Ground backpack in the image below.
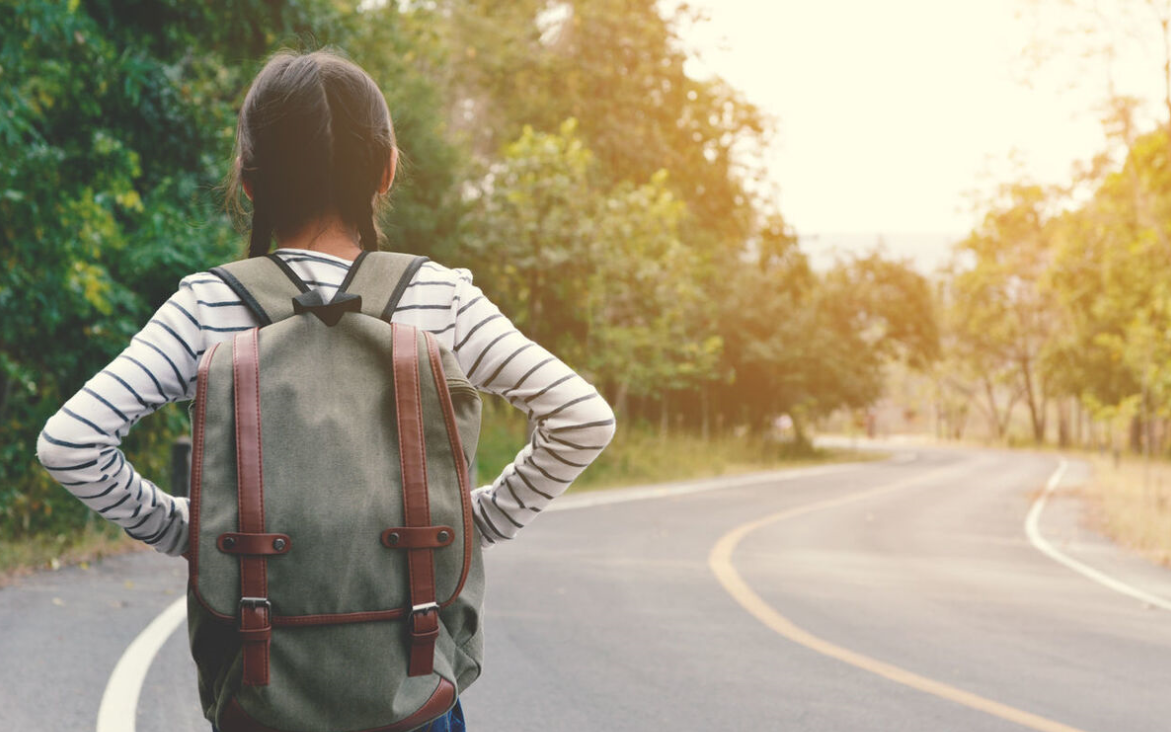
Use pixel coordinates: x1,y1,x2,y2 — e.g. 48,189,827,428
185,251,485,732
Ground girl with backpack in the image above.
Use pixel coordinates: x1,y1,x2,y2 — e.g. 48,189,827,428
36,47,616,732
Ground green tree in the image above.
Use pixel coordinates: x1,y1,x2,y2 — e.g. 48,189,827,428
0,0,461,536
1046,122,1171,450
461,119,712,415
948,183,1058,442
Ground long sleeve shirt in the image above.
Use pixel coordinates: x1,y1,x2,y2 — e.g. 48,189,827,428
35,247,617,556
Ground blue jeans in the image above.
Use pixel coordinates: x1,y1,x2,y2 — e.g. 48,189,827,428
426,699,466,732
212,699,465,731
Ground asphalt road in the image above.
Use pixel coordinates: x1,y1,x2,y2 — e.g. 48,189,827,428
3,447,1171,732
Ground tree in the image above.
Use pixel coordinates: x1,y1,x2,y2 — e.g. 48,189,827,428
1047,123,1171,451
461,119,713,414
713,234,939,441
947,183,1058,442
0,0,460,535
432,0,770,299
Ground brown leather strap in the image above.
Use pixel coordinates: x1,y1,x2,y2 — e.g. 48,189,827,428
423,332,475,603
218,532,291,555
392,323,439,677
233,328,271,687
381,525,455,550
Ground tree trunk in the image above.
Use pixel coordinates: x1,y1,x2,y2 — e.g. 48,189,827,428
1057,398,1070,448
981,377,1016,441
660,391,669,440
982,378,1003,440
792,413,809,449
614,380,630,419
700,385,710,441
1020,356,1045,443
1130,415,1143,454
1112,420,1122,467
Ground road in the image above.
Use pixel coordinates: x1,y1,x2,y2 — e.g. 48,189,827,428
3,447,1171,731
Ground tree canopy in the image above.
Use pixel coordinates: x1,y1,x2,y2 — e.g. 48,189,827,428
1,0,938,537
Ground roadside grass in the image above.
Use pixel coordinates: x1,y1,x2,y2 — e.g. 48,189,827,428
2,397,879,581
0,521,143,587
1082,454,1171,568
475,397,882,492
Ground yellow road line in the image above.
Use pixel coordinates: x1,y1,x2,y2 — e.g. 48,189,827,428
708,465,1091,732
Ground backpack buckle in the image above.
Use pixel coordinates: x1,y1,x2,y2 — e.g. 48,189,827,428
238,596,273,686
239,596,272,626
407,602,440,676
408,602,440,639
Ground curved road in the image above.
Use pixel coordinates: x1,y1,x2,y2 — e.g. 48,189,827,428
3,448,1171,731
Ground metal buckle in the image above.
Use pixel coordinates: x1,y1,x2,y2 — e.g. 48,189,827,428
410,601,439,618
240,596,271,610
408,602,439,639
239,596,271,628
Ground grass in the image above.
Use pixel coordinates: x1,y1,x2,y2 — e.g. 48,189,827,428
561,429,878,491
475,397,881,492
0,521,144,587
1081,453,1171,568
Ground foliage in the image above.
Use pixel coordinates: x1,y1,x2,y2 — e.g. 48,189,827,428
0,0,460,536
940,94,1171,448
1045,121,1171,445
1,0,245,535
2,0,939,544
462,119,711,400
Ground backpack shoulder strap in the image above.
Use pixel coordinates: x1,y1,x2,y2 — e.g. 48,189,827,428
210,251,427,326
340,251,429,323
209,254,310,326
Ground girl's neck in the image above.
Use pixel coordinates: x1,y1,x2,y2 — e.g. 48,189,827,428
277,216,364,261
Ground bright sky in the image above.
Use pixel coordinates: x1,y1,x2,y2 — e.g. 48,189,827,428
674,0,1169,269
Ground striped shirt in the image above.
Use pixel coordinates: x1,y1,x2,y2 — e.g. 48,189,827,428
35,248,616,556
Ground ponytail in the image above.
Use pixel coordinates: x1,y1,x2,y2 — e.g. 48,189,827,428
357,197,380,252
248,202,273,258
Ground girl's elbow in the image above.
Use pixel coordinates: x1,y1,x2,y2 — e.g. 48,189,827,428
35,415,95,476
35,424,66,471
545,394,616,449
594,397,618,447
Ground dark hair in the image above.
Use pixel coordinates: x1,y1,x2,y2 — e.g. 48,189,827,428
225,48,396,258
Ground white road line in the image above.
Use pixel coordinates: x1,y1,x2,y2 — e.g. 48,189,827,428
546,462,865,512
96,596,187,732
1025,459,1171,612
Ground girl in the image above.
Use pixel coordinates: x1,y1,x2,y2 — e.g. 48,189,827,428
36,47,616,730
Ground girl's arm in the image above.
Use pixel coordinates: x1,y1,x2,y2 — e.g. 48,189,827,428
35,280,209,557
449,270,617,547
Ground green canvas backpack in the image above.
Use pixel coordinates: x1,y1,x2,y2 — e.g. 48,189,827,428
186,251,485,732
